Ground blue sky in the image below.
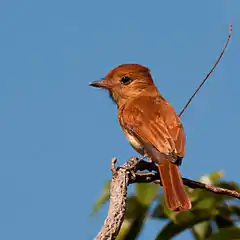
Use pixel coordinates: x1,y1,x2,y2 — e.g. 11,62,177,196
0,1,239,239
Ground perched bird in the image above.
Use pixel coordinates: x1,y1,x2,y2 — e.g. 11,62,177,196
89,64,191,211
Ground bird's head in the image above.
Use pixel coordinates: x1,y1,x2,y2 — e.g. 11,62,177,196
89,64,155,105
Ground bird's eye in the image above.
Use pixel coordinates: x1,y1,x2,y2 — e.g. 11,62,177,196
120,76,132,85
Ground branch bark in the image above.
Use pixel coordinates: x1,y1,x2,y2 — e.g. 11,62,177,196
96,157,240,240
95,157,141,240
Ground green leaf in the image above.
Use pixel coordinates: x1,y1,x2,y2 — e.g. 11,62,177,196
200,171,224,185
192,221,212,240
229,205,240,217
194,195,221,212
158,192,176,220
116,220,132,240
189,187,224,205
116,196,149,240
207,227,240,240
188,172,226,204
117,211,147,240
91,180,111,215
155,209,215,239
215,205,235,228
151,203,168,219
124,196,142,219
135,182,159,206
191,188,225,214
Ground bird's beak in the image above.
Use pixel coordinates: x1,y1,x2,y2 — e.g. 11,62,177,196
89,79,110,89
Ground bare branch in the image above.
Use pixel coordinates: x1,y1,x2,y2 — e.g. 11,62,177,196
179,24,232,117
95,157,140,240
96,157,240,239
135,172,240,199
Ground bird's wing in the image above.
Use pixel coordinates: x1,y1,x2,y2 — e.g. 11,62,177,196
119,95,185,162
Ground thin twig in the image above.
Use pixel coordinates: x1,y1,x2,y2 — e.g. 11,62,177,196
179,24,232,117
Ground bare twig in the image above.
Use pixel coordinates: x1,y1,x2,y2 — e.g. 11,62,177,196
96,158,240,239
135,172,240,199
179,24,232,117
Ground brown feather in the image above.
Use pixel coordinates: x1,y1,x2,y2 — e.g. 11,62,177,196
158,159,191,211
119,89,185,159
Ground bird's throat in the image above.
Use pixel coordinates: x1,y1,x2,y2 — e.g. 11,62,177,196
109,90,119,104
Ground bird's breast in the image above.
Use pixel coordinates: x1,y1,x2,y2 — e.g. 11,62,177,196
124,131,145,156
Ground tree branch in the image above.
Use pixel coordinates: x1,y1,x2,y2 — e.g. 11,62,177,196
96,157,240,240
95,157,141,240
135,172,240,199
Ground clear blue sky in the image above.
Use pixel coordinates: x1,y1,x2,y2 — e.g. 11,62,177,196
0,1,239,239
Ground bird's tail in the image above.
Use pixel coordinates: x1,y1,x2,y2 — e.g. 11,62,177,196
158,159,191,211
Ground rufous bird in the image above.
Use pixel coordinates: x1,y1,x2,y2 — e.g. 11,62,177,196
89,64,191,211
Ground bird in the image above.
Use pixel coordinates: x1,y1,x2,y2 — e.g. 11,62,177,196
89,64,191,211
